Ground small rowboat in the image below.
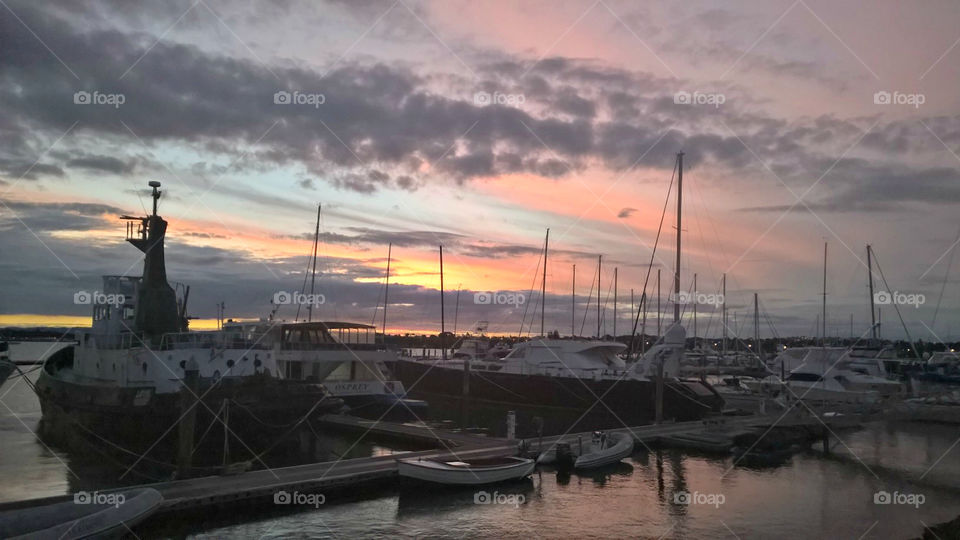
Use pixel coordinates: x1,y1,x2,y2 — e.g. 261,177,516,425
0,488,163,539
574,432,634,470
397,456,535,485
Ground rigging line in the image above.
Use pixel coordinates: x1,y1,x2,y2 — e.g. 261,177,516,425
629,157,678,354
192,400,225,455
248,397,331,463
295,226,315,323
932,225,960,328
517,241,544,338
527,283,543,337
579,262,598,336
599,268,615,334
758,298,781,341
871,251,920,359
688,173,719,286
371,274,387,327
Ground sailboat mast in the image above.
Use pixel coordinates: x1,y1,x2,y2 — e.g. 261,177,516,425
382,242,391,339
613,267,618,338
721,273,727,358
571,264,576,336
867,244,877,340
693,273,698,342
454,285,461,336
307,203,321,323
754,292,760,359
674,152,683,323
822,242,828,346
542,229,549,336
656,269,661,338
440,245,446,361
597,255,601,338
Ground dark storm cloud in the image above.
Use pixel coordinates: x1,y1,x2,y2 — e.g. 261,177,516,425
66,154,135,174
618,207,637,218
0,200,128,233
742,160,960,213
2,1,959,206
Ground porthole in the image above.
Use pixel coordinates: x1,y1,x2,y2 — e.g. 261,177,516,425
226,359,235,368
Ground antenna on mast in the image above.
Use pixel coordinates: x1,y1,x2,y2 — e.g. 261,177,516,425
148,181,161,216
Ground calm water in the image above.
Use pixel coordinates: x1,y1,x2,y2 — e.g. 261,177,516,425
3,342,960,538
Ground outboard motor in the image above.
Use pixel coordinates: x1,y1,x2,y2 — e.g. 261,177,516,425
555,442,575,470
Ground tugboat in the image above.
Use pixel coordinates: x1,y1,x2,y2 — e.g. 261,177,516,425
36,182,344,459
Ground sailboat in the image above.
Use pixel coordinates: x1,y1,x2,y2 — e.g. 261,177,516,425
777,243,903,403
388,153,723,430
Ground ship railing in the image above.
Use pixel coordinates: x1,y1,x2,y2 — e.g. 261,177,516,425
158,332,271,351
86,332,139,350
280,341,380,351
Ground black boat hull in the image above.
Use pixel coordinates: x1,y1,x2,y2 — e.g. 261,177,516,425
388,359,723,436
36,352,343,462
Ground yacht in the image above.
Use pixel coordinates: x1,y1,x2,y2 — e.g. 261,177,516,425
390,323,723,426
226,319,427,420
391,153,722,429
36,182,344,456
781,347,903,403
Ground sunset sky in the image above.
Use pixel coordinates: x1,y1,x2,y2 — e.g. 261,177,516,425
1,0,959,341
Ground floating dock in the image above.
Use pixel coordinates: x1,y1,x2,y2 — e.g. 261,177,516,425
0,408,866,523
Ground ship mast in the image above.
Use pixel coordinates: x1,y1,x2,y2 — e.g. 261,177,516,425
867,244,877,340
440,245,446,360
674,152,683,323
541,228,549,336
307,204,321,323
383,242,391,339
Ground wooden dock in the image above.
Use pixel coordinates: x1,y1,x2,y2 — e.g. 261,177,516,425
0,409,866,521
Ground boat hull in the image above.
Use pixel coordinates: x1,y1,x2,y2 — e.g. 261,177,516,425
389,359,723,434
397,457,535,485
36,357,343,460
574,435,634,469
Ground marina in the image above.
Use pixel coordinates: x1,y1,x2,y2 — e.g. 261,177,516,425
4,2,960,537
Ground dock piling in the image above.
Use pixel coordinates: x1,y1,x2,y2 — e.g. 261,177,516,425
177,362,200,478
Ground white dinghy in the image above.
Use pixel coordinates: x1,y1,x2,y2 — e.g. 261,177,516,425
537,431,634,469
397,456,535,485
574,432,634,469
